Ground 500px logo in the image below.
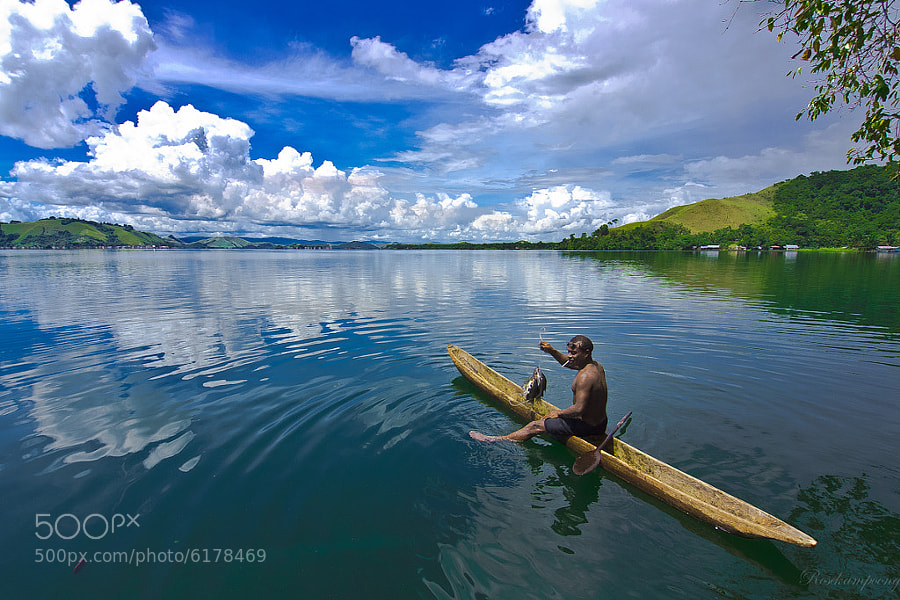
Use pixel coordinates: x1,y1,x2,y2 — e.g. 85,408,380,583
35,513,140,540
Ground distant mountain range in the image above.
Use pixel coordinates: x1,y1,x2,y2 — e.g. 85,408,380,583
181,237,384,249
177,236,338,247
0,219,383,249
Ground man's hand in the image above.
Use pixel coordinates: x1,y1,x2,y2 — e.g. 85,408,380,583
539,340,568,366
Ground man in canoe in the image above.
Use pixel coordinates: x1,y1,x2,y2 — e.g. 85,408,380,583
469,335,608,443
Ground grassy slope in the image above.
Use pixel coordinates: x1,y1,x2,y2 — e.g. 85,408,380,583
3,220,99,243
1,219,173,247
0,220,275,249
622,185,779,234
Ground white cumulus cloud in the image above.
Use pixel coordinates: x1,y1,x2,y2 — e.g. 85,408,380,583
526,0,602,34
0,0,156,148
350,0,838,202
0,0,861,242
8,101,260,219
518,185,612,234
1,100,610,241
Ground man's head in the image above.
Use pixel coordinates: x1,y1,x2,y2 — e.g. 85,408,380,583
567,335,593,354
567,335,593,367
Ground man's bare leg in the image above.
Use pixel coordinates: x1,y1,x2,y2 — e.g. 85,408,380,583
469,419,547,443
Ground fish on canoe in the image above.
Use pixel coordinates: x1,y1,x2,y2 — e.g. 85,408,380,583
448,343,817,547
521,366,547,403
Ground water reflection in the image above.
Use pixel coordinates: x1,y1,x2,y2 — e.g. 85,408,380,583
1,250,898,600
569,251,900,334
790,474,900,599
0,251,552,468
0,315,198,471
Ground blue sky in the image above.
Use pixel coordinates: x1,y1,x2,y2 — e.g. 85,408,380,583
0,0,861,242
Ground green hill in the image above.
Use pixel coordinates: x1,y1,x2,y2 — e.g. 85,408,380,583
642,186,778,234
0,218,180,248
618,165,897,240
564,165,899,250
0,220,323,250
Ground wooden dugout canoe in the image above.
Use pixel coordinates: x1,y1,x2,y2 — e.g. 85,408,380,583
448,343,817,547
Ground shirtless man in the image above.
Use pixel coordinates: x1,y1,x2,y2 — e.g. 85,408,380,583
469,335,608,443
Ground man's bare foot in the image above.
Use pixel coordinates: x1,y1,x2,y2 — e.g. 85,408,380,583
469,431,504,443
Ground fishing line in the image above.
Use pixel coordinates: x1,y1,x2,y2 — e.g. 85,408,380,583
509,327,550,409
541,326,570,367
538,327,546,368
509,396,530,408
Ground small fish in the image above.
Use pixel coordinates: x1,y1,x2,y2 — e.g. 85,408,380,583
522,366,547,403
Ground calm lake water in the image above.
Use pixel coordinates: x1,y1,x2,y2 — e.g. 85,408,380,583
1,249,898,599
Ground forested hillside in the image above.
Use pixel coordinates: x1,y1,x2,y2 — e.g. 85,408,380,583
562,165,899,250
765,165,899,247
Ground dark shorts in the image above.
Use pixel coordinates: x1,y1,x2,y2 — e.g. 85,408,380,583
544,416,607,443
